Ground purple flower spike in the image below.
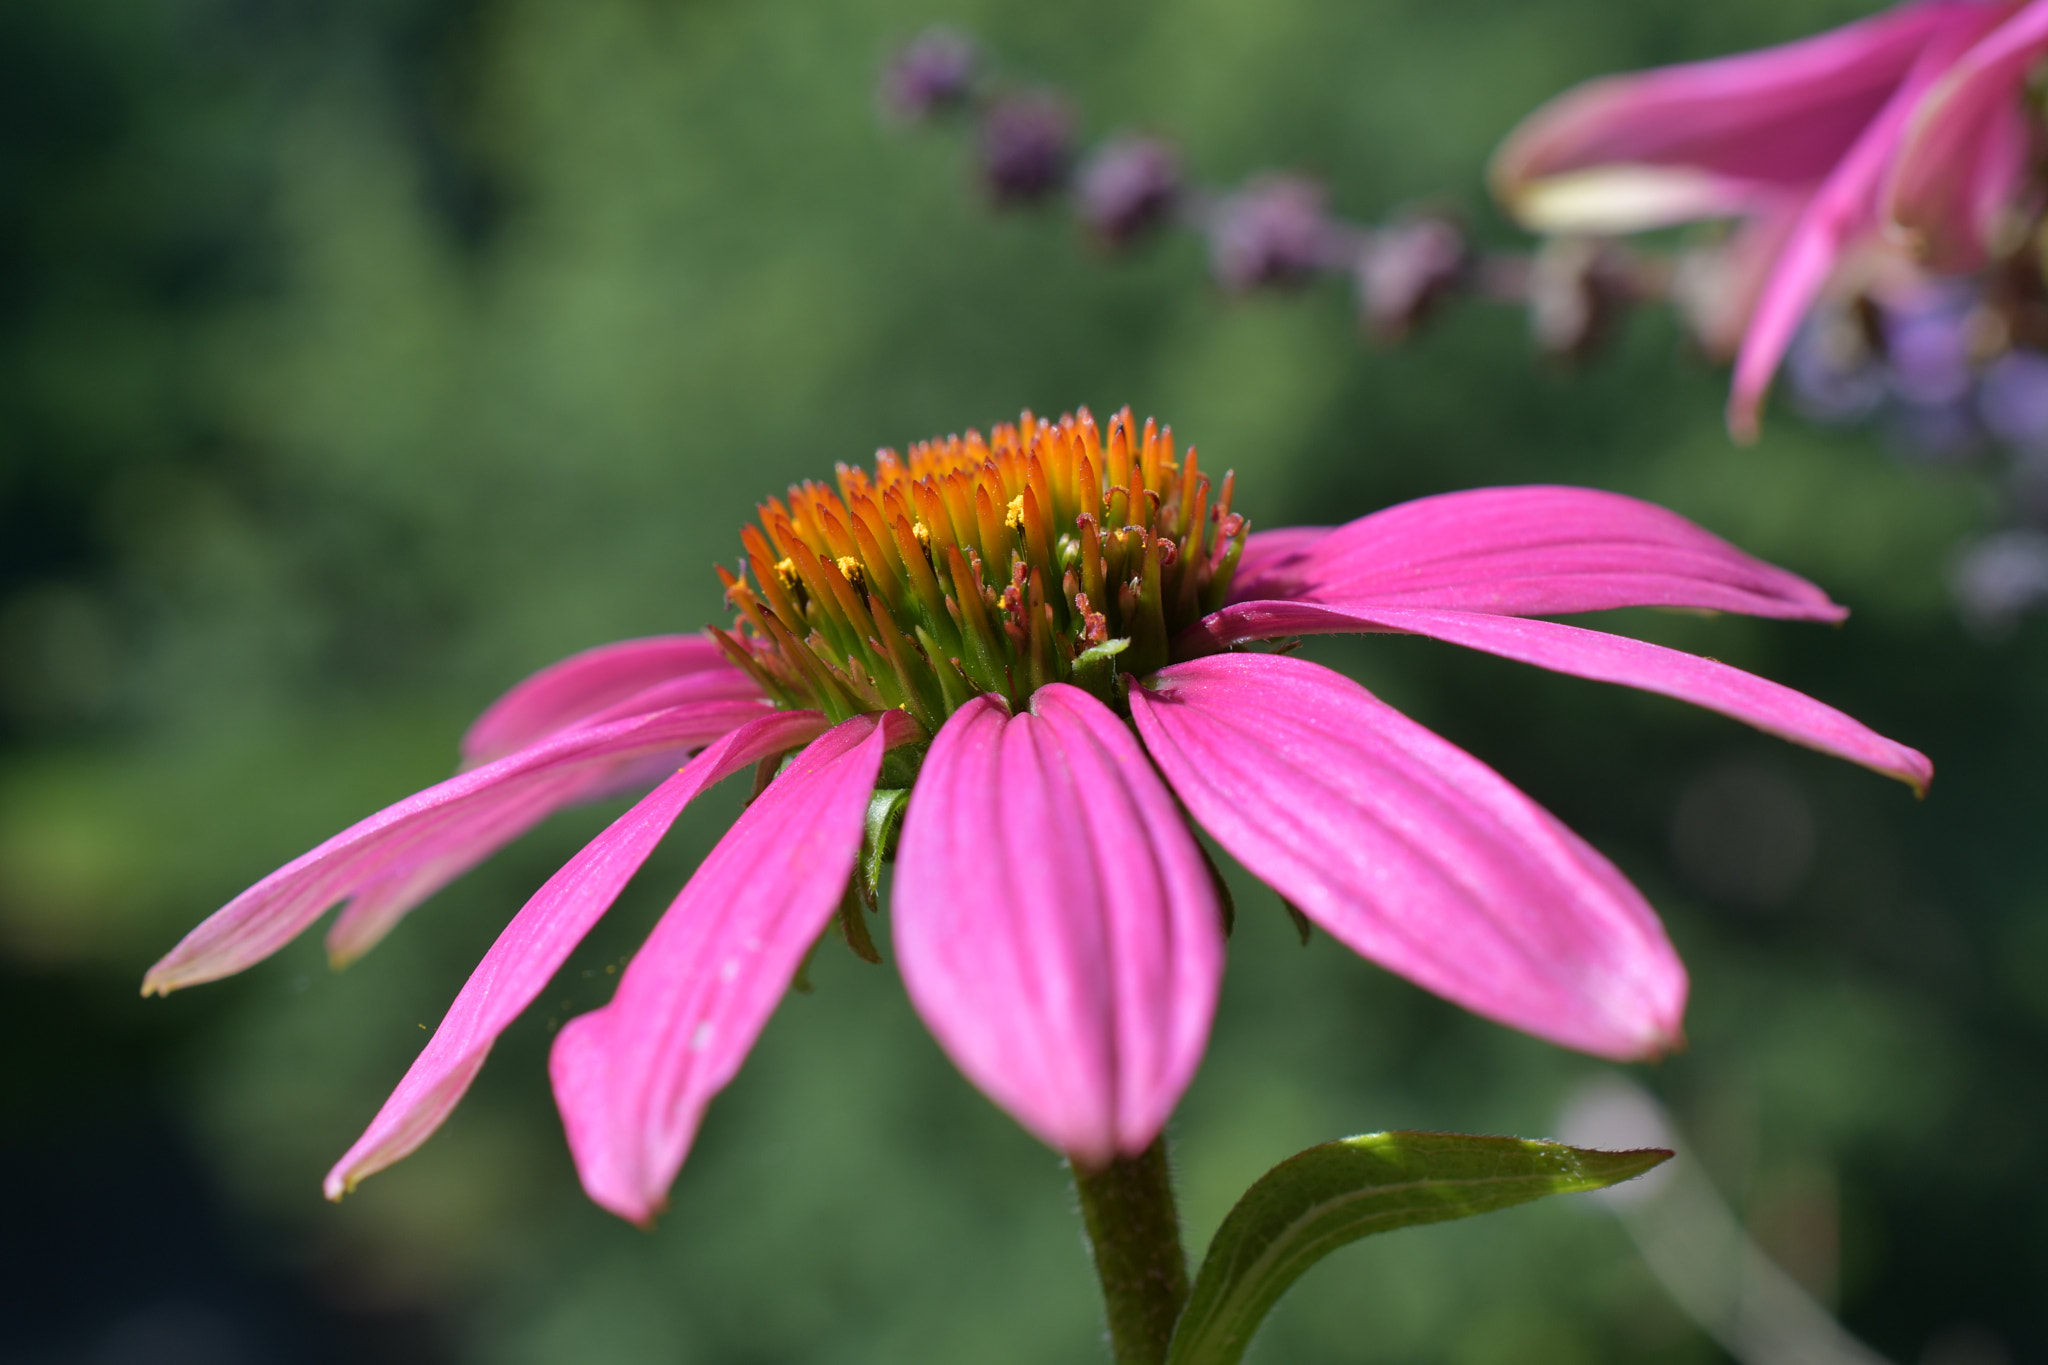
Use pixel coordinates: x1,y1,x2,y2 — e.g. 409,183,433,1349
1885,290,1978,406
1787,309,1886,424
1979,349,2048,448
1207,175,1338,294
1076,135,1183,247
882,27,978,121
979,92,1074,204
1952,528,2048,631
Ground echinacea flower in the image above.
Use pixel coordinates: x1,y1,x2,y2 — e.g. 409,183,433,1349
1491,0,2022,439
144,409,1930,1225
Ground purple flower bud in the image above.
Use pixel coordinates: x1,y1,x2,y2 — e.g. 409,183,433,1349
1978,349,2048,449
882,28,979,121
978,92,1074,204
1356,216,1467,342
1951,528,2048,634
1527,238,1632,360
1075,135,1181,247
1206,175,1336,294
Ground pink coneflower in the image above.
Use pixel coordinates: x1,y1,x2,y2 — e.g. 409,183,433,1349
1491,0,2029,439
144,409,1929,1226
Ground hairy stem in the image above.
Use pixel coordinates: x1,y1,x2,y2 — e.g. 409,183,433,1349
1073,1137,1190,1364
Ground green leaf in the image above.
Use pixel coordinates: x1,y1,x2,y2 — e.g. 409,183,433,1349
859,787,911,905
1167,1131,1670,1365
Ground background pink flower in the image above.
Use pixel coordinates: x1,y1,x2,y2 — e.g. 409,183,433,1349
1493,0,2021,438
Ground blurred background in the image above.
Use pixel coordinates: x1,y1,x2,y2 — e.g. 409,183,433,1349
1,0,2041,1361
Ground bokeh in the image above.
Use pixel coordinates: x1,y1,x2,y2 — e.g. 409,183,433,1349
2,1,2041,1362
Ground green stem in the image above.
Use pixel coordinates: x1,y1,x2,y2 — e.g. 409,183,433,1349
1073,1137,1190,1365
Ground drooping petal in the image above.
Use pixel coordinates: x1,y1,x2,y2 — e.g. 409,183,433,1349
893,686,1224,1168
1492,1,1974,232
1888,0,2048,268
1262,487,1845,621
322,709,829,1200
548,709,921,1226
1729,5,2010,438
1180,601,1931,792
461,635,749,767
1229,525,1333,601
1130,653,1685,1060
141,696,774,995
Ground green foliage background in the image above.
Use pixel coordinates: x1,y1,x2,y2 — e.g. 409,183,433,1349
1,0,2040,1361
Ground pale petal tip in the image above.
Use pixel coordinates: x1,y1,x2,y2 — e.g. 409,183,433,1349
139,960,186,998
1726,395,1763,445
1627,1021,1688,1065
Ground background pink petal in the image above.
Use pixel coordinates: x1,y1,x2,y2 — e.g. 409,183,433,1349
1258,486,1845,621
1130,653,1686,1060
141,696,774,995
548,709,920,1226
461,635,750,766
324,709,828,1199
1728,5,2010,438
1492,1,1972,215
1888,0,2048,268
1183,600,1931,792
893,686,1223,1168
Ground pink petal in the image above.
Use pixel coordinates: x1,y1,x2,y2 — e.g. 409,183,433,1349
1492,1,1975,229
1180,601,1931,793
548,709,921,1225
1888,0,2048,268
1229,525,1334,601
1130,653,1685,1060
1729,5,2010,438
1265,487,1845,621
323,709,829,1199
140,697,774,995
461,635,750,767
892,686,1224,1168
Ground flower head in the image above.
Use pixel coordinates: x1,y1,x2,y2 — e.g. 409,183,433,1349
881,27,979,122
145,409,1930,1226
978,92,1074,204
1076,135,1184,247
1206,175,1341,293
1492,0,2023,438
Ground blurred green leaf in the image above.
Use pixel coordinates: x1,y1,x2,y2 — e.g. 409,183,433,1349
1167,1132,1670,1365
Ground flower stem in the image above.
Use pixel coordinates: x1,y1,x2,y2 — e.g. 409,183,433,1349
1072,1137,1190,1364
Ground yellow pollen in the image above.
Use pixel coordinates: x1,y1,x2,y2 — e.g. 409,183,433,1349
835,555,865,587
773,558,801,591
911,520,931,548
1004,495,1026,532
